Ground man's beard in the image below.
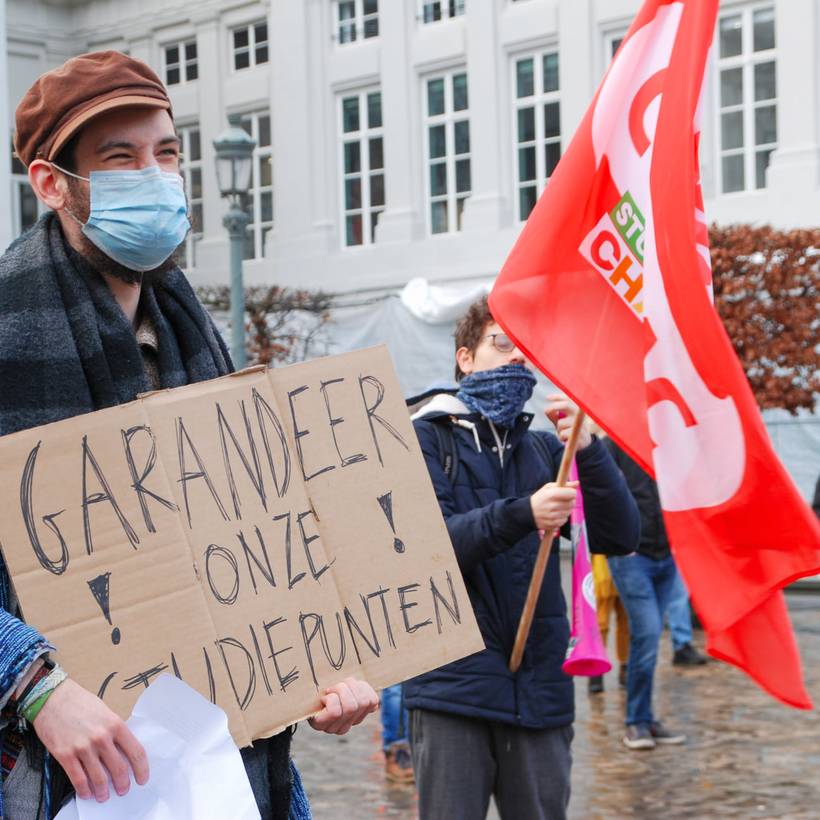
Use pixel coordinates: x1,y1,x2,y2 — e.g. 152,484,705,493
64,178,186,286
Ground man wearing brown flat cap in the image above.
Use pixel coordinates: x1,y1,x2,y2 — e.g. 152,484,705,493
0,51,377,819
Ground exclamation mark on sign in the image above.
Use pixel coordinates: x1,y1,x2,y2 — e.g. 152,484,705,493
88,572,121,645
377,491,406,554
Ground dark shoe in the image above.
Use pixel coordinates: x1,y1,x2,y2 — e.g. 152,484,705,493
649,721,687,745
623,723,655,750
384,742,415,784
673,642,708,666
619,664,628,688
588,675,604,694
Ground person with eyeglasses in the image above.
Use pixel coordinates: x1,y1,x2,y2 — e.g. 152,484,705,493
404,295,639,820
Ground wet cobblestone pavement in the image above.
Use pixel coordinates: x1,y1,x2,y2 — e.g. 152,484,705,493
293,566,820,819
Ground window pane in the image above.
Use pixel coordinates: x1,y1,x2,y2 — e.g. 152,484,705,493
722,154,745,193
20,185,38,232
720,68,743,108
256,115,270,147
239,118,252,136
192,203,203,232
261,191,273,223
424,2,442,23
428,125,446,159
719,15,742,58
256,45,269,65
185,42,197,61
189,130,201,162
364,0,378,13
516,58,534,98
754,62,776,102
364,17,379,38
455,158,471,193
721,111,744,150
545,142,561,176
340,23,356,43
234,28,249,49
235,51,250,71
453,73,468,111
190,168,202,199
543,53,559,93
518,146,536,182
255,22,268,44
166,45,179,64
345,177,362,210
369,137,384,170
370,173,385,207
456,196,467,230
430,162,447,196
519,186,537,221
544,102,560,139
344,142,361,173
243,228,255,260
753,8,775,52
186,62,198,82
260,157,272,187
427,78,445,116
610,37,624,59
346,213,363,246
371,210,382,243
343,97,360,133
167,67,180,85
367,92,382,128
339,1,355,20
454,120,470,154
754,105,777,146
431,200,448,234
755,149,773,189
517,107,535,143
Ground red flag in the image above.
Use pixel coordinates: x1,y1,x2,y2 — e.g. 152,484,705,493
490,0,820,708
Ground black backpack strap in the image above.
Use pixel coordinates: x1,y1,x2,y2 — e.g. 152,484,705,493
431,419,459,485
529,431,556,477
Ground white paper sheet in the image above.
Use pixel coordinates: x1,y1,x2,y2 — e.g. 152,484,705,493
55,675,260,820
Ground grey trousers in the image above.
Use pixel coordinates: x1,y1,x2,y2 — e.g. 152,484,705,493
409,708,573,820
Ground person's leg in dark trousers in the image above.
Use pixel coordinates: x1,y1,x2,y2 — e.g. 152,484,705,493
409,709,495,820
492,723,573,820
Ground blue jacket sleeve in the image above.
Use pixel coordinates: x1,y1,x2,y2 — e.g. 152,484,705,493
415,420,536,575
573,436,640,556
0,608,52,709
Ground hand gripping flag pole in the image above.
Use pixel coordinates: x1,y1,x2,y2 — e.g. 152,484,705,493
509,411,586,673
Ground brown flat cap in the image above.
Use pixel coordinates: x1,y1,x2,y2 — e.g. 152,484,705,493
14,50,172,168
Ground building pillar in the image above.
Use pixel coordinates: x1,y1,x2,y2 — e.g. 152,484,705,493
766,0,820,193
375,0,423,243
558,0,594,139
460,0,508,232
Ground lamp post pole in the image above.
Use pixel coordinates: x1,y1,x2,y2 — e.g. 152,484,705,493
224,200,250,369
213,113,256,372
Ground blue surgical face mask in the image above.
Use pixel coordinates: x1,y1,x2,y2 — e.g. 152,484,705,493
54,164,190,272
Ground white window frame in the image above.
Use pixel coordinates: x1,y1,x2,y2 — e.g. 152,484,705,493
714,4,777,194
423,69,471,235
178,124,203,270
231,20,269,71
238,111,273,261
420,0,465,24
334,0,379,44
512,48,561,222
163,39,198,86
337,88,385,248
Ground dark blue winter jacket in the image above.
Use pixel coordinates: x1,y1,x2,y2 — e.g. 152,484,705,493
403,394,640,729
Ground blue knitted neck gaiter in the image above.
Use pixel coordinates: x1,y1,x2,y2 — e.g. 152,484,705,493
457,363,537,428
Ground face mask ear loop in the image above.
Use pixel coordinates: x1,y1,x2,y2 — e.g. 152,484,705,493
50,163,90,227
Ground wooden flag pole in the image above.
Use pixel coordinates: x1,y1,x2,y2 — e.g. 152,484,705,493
508,410,587,673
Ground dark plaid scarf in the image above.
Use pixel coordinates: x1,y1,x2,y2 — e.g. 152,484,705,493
0,213,232,437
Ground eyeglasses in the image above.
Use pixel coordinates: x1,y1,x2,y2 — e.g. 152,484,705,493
485,333,516,353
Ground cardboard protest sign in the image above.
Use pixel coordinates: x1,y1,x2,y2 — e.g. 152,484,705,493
0,346,483,746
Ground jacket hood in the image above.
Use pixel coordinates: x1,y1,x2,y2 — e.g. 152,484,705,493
410,392,471,421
